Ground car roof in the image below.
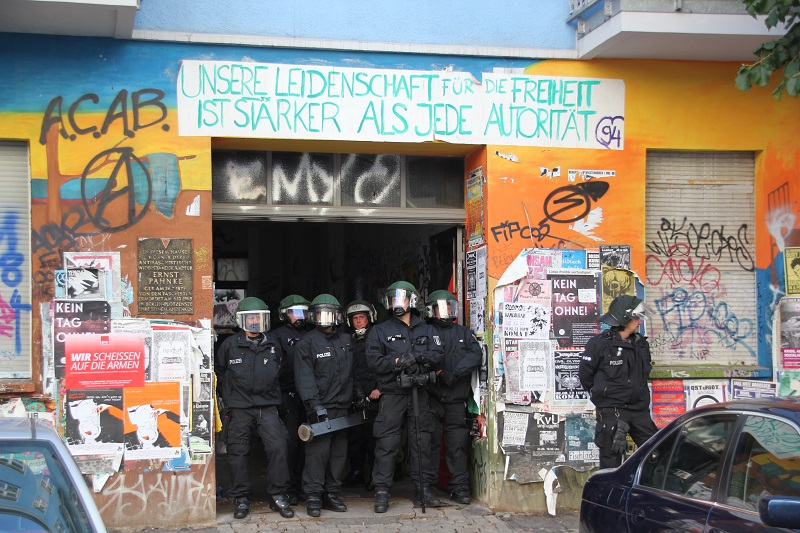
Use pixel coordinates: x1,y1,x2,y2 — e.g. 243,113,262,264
684,396,800,422
0,416,60,441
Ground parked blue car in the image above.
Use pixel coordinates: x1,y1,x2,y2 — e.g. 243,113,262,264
0,416,107,533
580,397,800,532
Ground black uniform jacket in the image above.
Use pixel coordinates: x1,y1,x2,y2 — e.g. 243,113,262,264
429,321,482,403
365,314,445,394
272,323,306,394
578,329,653,411
294,327,355,410
215,330,283,408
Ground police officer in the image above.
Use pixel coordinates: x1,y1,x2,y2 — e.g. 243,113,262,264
214,297,294,519
578,295,658,469
366,281,444,513
271,294,312,504
425,290,482,505
294,294,357,517
343,299,379,488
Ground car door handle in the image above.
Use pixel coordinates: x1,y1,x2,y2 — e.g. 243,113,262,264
630,507,646,523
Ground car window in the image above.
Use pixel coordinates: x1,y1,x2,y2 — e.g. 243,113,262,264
0,441,95,533
639,413,738,502
726,415,800,511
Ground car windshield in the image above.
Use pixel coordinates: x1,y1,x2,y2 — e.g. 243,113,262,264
0,440,95,533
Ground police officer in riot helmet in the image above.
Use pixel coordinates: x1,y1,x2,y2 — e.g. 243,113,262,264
366,281,444,513
578,295,658,469
294,294,359,517
271,294,312,504
214,297,295,519
425,290,481,505
343,300,380,488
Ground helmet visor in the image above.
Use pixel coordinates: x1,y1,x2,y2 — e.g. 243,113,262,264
236,310,270,333
387,289,413,312
311,304,343,327
630,301,655,321
429,299,459,321
280,304,308,322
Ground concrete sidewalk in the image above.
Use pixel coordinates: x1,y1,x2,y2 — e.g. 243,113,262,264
113,495,580,533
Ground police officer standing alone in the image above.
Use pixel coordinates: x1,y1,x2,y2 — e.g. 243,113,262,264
578,295,659,469
425,290,481,505
294,294,357,517
343,299,380,488
214,297,294,519
366,281,444,513
271,294,312,504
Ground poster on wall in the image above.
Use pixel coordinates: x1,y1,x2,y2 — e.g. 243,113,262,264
785,247,800,296
214,288,245,328
548,269,600,349
730,379,777,400
552,350,589,404
600,267,636,314
651,379,686,428
64,252,122,302
53,300,111,379
518,340,550,393
65,388,125,455
779,370,800,396
466,167,484,247
503,412,566,482
501,301,551,339
686,380,726,408
779,298,800,368
599,245,631,270
565,414,599,469
123,382,182,460
64,333,146,389
503,338,532,404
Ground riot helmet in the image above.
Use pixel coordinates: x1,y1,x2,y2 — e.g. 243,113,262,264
309,294,344,327
382,281,419,317
346,300,377,334
599,295,654,328
279,294,311,328
426,290,459,323
236,297,270,334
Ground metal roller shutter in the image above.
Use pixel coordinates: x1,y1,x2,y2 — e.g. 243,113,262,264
0,142,32,378
645,151,757,367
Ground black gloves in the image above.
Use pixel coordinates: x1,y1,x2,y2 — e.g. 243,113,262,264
353,388,366,411
438,370,458,387
396,352,418,372
306,401,328,423
611,419,630,455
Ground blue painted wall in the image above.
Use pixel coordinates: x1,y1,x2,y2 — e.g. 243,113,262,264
134,0,576,50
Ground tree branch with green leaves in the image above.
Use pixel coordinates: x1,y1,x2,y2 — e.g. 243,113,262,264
736,0,800,98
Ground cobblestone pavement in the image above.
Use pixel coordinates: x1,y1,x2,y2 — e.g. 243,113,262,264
113,496,580,533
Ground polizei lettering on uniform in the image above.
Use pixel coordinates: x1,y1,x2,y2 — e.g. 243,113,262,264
316,351,332,359
230,358,243,364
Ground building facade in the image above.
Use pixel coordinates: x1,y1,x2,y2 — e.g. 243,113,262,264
1,0,799,528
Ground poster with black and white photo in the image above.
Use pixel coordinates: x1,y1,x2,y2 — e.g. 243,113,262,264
552,350,589,404
65,388,125,455
548,269,600,348
599,244,631,270
501,302,551,339
565,413,599,469
190,400,212,454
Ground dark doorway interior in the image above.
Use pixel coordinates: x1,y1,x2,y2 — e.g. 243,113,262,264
213,220,458,328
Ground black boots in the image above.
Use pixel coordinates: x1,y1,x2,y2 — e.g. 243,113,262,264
412,486,442,507
306,495,322,517
233,497,249,519
322,493,347,512
451,488,471,505
374,490,390,513
269,494,295,518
